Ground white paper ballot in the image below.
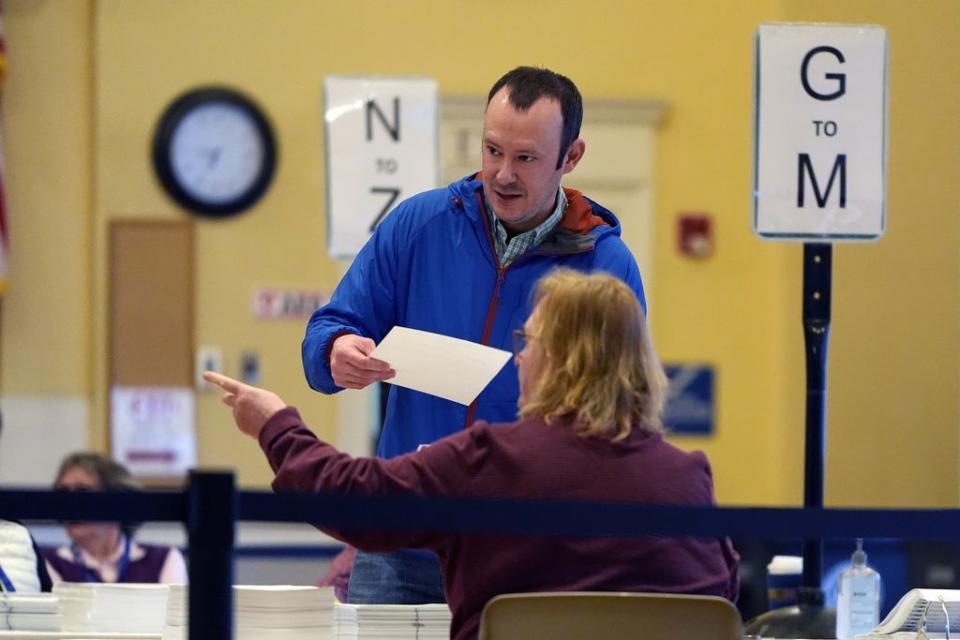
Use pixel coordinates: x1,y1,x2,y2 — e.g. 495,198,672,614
371,326,513,405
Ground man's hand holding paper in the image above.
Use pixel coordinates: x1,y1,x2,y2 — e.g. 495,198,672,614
330,333,396,389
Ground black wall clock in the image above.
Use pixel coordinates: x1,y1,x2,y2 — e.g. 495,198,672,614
152,86,277,218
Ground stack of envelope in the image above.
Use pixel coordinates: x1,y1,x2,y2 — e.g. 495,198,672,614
163,585,335,640
334,603,451,639
0,593,60,631
54,582,170,633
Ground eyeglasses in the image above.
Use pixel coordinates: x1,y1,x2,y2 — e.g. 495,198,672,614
511,328,537,358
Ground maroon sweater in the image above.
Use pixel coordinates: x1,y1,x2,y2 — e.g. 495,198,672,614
260,408,740,640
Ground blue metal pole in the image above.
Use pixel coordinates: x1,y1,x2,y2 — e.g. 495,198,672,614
187,470,236,640
801,242,832,594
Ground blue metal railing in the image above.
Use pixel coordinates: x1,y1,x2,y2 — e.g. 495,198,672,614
2,470,959,639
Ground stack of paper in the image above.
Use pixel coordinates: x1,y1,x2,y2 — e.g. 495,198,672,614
0,593,60,631
163,585,335,640
54,582,170,633
334,603,451,639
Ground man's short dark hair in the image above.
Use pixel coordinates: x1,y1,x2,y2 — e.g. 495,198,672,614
487,66,583,169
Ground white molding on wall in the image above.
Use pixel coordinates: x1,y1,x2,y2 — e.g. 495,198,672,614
441,95,669,127
440,93,666,291
0,394,89,486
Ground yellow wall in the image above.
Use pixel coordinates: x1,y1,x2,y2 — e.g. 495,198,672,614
780,0,960,507
2,1,92,396
2,0,958,504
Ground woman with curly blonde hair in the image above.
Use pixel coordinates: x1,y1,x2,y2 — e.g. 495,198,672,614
515,267,667,440
207,269,739,640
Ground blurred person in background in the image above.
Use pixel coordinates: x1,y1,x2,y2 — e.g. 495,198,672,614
0,410,53,592
209,269,738,640
316,545,355,602
43,452,186,584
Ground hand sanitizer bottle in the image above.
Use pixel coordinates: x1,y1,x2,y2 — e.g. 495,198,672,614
836,539,882,639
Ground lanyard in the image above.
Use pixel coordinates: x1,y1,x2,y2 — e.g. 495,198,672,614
0,563,15,592
72,535,131,583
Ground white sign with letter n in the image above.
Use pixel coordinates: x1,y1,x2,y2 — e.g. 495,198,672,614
754,24,887,241
324,76,438,258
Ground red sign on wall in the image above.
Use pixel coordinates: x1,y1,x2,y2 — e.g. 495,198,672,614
251,287,330,319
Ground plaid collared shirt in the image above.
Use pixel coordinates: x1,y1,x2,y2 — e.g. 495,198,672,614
486,186,567,268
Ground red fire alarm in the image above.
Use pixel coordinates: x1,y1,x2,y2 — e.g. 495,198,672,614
677,212,714,259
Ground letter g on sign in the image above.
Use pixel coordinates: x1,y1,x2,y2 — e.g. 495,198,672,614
801,46,846,100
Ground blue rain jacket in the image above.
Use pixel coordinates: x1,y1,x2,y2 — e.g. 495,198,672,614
303,173,645,458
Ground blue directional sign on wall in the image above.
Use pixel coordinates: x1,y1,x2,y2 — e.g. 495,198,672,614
663,364,715,435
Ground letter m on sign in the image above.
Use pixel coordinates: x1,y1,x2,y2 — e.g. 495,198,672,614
797,153,846,208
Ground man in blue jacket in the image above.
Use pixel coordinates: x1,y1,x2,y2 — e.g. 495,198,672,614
302,66,646,604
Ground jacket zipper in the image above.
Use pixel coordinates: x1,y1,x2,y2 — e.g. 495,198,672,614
463,191,595,427
466,192,506,427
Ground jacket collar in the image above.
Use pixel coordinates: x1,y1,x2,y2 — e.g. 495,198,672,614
455,172,621,239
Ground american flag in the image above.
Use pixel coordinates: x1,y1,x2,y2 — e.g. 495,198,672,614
0,1,8,294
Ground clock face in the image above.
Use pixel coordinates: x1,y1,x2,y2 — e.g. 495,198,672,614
153,88,277,217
